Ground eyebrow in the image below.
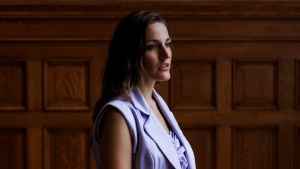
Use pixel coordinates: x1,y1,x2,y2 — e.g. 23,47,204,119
146,38,171,43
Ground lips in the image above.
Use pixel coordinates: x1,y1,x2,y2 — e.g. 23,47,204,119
158,63,170,70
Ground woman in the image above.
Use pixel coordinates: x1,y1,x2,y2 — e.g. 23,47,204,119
92,10,196,169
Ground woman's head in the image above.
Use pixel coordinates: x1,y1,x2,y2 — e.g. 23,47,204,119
93,10,171,121
105,10,170,92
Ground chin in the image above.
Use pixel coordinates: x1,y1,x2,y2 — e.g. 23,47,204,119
158,75,171,81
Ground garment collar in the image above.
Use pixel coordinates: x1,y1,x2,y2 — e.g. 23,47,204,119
129,87,182,169
130,86,151,115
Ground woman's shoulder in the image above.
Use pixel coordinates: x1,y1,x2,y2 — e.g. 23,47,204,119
106,97,135,110
94,97,138,146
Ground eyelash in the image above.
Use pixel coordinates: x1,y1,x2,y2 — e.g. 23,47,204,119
147,45,156,50
146,42,172,50
166,42,172,47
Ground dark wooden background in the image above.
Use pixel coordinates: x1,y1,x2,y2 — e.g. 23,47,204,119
0,1,300,169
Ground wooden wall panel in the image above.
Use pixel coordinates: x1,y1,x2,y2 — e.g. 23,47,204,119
296,127,300,169
0,41,106,59
44,127,90,169
0,2,299,169
0,61,26,111
233,127,278,169
182,127,215,169
173,41,300,60
169,20,300,40
295,61,300,110
0,19,118,39
233,61,279,110
0,128,26,169
2,19,300,40
171,61,216,110
44,61,90,111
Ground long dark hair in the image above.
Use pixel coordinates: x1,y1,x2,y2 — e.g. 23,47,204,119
92,10,170,122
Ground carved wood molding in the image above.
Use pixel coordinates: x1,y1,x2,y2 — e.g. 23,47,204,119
1,37,300,42
0,1,300,19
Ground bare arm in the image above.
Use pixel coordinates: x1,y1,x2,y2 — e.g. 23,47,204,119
99,107,132,169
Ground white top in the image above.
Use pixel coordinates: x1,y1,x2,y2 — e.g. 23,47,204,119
169,130,188,169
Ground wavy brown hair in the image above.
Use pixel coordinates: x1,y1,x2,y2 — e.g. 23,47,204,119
92,11,170,122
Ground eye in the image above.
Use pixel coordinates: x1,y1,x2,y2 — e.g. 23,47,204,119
165,42,172,47
147,44,157,50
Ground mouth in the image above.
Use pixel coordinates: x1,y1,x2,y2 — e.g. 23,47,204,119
158,63,170,70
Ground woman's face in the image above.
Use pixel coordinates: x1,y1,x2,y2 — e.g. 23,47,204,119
143,22,172,85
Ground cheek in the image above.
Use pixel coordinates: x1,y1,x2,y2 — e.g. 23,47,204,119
169,49,172,58
143,53,156,68
143,56,152,71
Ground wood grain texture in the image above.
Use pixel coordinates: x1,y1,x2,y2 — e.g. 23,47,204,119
296,126,300,169
0,1,300,19
295,61,300,110
44,61,90,111
0,61,26,111
0,128,26,169
171,61,216,110
44,127,90,169
233,126,278,169
0,1,299,169
182,127,216,169
233,60,279,110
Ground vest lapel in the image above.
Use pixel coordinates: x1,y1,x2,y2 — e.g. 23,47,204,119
144,113,181,169
152,89,196,169
130,87,181,169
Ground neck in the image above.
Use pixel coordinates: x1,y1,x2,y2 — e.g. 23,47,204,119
140,80,156,103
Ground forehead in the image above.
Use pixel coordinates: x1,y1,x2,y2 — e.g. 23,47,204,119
146,22,169,39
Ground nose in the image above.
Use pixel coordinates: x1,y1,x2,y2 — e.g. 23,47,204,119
159,46,171,60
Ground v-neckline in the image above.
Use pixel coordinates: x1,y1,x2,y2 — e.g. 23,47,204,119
150,95,172,135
